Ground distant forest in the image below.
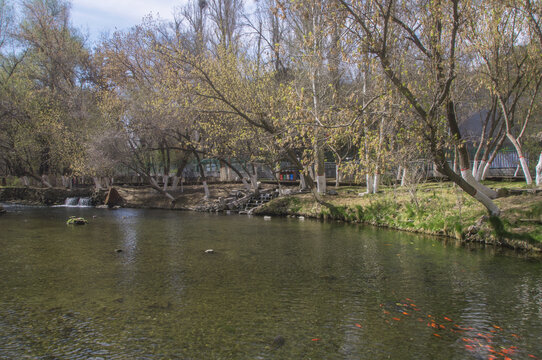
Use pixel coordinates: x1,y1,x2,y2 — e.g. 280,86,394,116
1,0,541,215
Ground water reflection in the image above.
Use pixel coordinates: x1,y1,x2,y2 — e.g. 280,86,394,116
0,208,541,359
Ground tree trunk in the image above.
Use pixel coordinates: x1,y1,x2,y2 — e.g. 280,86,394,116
241,178,252,192
472,160,479,178
22,176,29,187
250,163,259,195
480,134,506,180
474,160,486,181
401,167,407,187
435,150,500,216
335,162,341,188
300,172,307,190
220,158,251,191
163,175,170,191
536,151,542,186
314,136,327,194
93,177,102,191
194,151,210,199
507,133,532,184
447,101,497,199
396,166,402,182
41,174,53,188
202,180,210,199
366,174,374,194
373,173,380,193
149,177,176,202
285,149,321,203
172,176,180,191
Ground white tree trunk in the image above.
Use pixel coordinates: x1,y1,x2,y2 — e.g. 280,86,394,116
474,160,487,181
241,178,252,192
480,162,491,181
366,174,374,194
41,175,53,188
518,156,532,184
472,160,479,178
163,175,169,191
172,176,180,191
300,173,307,190
93,177,102,191
461,170,497,199
316,175,326,194
250,174,259,192
202,180,210,199
535,152,542,186
150,177,175,201
396,166,402,181
227,166,233,181
103,177,110,189
401,168,407,187
22,176,29,187
373,174,380,193
335,165,341,188
473,189,501,216
507,133,532,184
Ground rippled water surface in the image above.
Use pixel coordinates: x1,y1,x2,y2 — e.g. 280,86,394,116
0,205,541,359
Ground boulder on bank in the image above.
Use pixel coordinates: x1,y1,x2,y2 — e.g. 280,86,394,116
104,187,124,207
0,205,6,215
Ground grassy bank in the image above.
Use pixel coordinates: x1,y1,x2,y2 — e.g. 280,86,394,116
254,181,542,252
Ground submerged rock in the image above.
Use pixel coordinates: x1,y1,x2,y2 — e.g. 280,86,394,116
272,335,285,349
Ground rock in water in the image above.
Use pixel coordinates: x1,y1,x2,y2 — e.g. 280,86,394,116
272,335,285,349
0,205,5,215
204,249,215,254
66,216,88,225
104,187,124,207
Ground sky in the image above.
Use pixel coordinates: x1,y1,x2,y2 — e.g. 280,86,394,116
71,0,180,42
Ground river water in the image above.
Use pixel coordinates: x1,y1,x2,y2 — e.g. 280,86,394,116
0,205,541,359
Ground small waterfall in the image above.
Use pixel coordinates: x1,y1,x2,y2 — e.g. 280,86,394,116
60,197,92,207
64,197,79,206
78,197,92,207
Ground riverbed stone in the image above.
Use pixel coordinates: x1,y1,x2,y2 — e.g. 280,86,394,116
272,335,285,349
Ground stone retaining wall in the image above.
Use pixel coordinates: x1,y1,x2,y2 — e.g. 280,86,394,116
0,187,94,205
